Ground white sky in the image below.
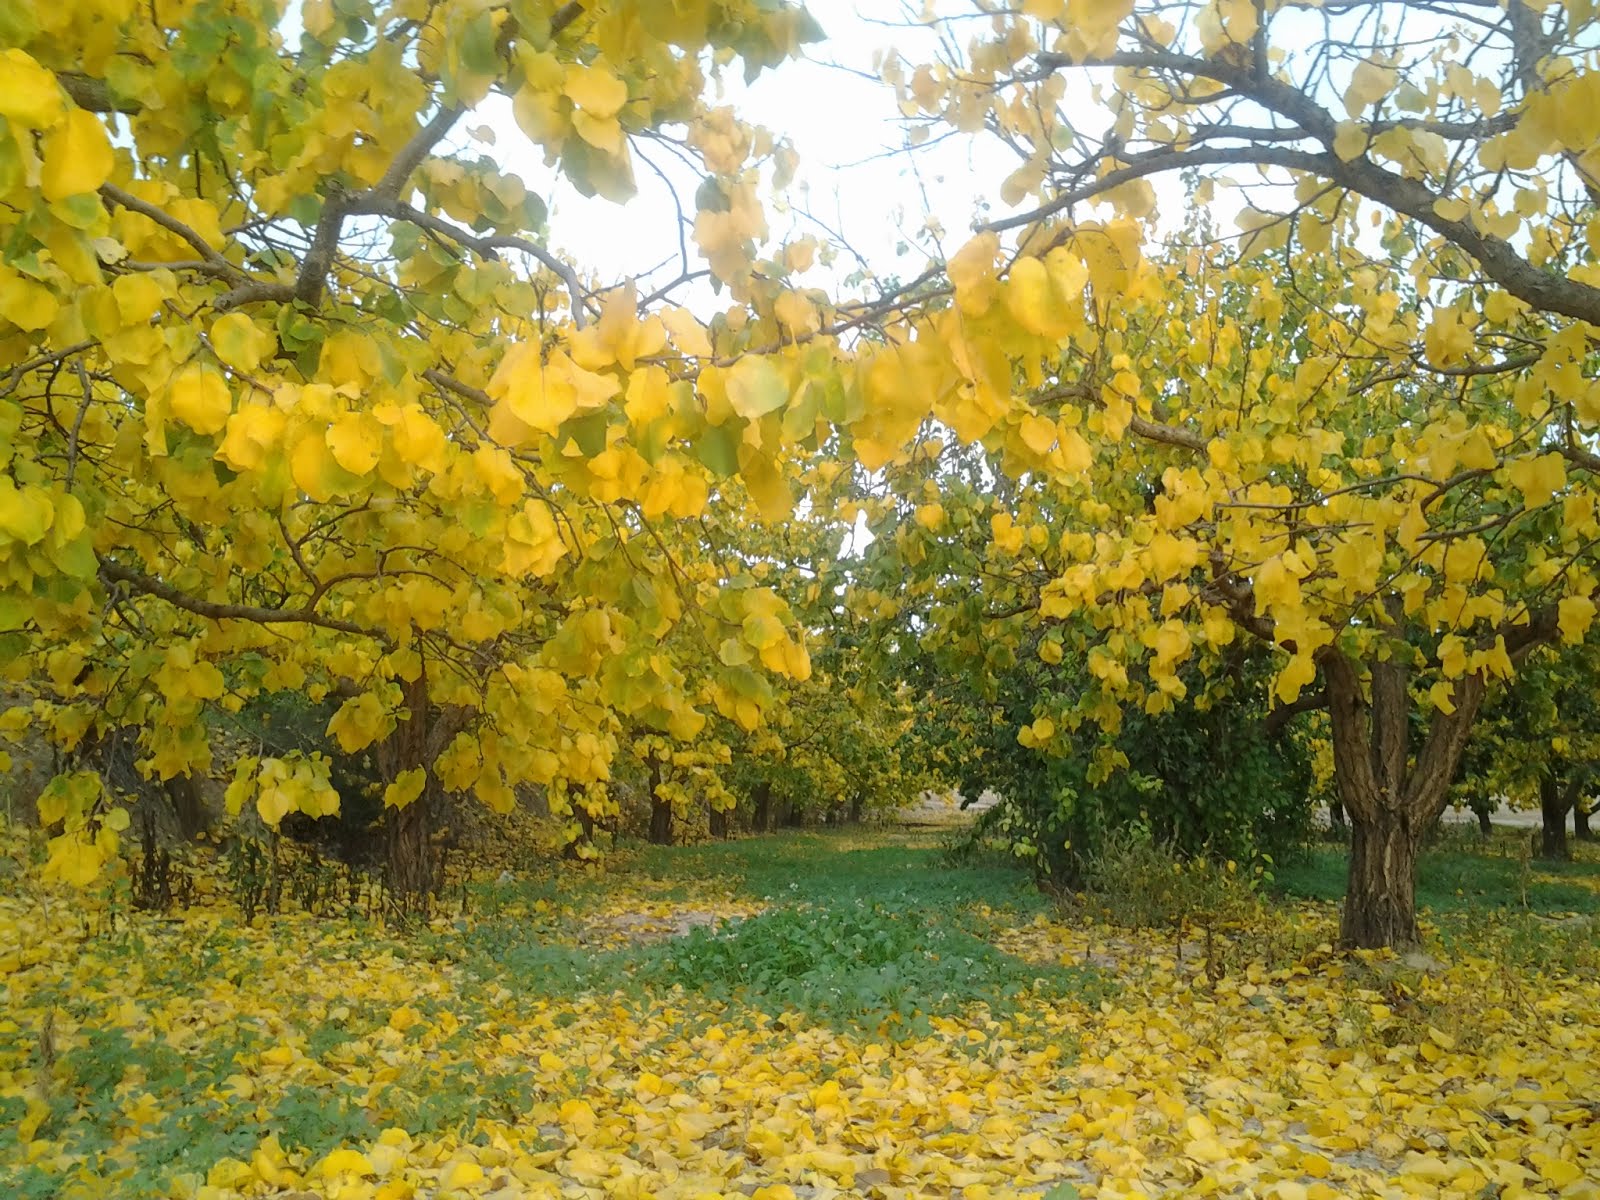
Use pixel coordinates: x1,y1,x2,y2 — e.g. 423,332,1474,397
484,1,1018,313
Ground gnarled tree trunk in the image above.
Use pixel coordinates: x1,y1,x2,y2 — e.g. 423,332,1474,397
1324,647,1486,950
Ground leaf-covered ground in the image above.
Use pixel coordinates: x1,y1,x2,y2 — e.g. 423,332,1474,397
3,829,1599,1200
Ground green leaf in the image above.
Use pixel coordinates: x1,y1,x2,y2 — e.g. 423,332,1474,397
695,423,743,477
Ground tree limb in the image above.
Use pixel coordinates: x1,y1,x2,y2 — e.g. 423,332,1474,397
98,556,383,641
1023,50,1600,326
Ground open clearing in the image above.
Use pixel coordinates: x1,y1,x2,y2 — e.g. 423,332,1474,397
3,828,1599,1200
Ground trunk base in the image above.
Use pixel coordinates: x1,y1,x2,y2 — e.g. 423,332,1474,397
1341,814,1422,951
383,799,438,914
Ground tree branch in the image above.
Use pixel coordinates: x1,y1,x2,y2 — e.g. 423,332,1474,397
1023,50,1600,327
100,184,246,279
98,556,382,641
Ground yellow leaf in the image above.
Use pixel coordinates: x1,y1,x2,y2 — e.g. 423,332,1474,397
1332,122,1368,162
0,479,55,546
1506,451,1565,508
210,312,276,372
0,50,64,129
948,232,1001,315
725,355,791,420
1019,414,1058,456
383,767,427,810
1558,594,1596,644
327,412,383,476
440,1161,484,1188
319,1149,375,1178
256,783,293,827
290,429,343,502
564,65,628,119
573,110,625,156
1345,60,1398,117
169,363,233,435
41,110,114,201
0,266,60,332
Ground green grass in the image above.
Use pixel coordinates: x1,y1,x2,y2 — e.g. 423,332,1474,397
628,827,1054,912
447,829,1099,1036
1275,828,1600,915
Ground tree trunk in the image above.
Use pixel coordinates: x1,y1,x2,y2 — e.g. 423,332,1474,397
849,792,865,824
163,775,209,839
753,781,772,833
378,662,439,909
1343,809,1422,950
708,806,729,839
647,757,671,845
1477,806,1493,837
564,804,596,860
384,795,435,902
1577,797,1595,842
1538,774,1574,861
1324,646,1486,950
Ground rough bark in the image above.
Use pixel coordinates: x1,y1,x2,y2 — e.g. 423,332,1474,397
753,781,773,833
377,664,439,907
1344,810,1422,950
1477,806,1493,837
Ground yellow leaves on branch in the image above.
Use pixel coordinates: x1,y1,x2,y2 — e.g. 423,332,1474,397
489,346,619,439
226,754,341,828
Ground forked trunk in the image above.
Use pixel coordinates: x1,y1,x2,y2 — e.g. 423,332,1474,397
1577,798,1595,842
1324,646,1485,951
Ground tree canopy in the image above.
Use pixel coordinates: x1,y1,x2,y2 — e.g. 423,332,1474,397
5,0,1600,947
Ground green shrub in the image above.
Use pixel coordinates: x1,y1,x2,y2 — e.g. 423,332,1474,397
1079,824,1264,933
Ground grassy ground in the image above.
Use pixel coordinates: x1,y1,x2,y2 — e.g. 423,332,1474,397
3,824,1599,1200
1275,826,1600,916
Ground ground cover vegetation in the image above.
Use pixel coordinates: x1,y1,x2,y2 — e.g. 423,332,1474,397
5,0,1600,1195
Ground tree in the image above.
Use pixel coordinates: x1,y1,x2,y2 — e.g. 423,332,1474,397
1,0,823,896
1459,641,1600,860
840,0,1600,947
838,430,1314,879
